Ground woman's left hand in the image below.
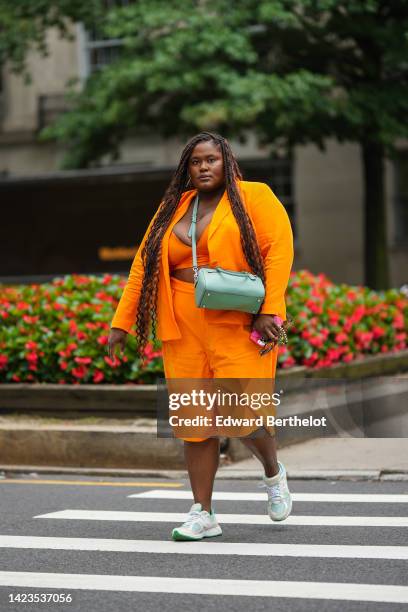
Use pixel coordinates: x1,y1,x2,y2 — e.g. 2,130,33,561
252,314,280,345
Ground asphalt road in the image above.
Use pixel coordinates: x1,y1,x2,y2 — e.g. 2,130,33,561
0,474,407,612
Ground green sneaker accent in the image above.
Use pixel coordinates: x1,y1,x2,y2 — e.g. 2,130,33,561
172,529,200,542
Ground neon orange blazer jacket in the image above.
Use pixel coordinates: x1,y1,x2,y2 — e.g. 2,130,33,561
110,179,294,341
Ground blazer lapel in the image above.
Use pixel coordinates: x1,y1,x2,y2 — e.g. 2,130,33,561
161,190,196,255
207,188,230,241
161,184,233,280
160,190,197,314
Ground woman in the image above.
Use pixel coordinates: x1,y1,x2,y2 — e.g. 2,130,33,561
108,131,294,541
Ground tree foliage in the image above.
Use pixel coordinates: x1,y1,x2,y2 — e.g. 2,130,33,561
31,0,408,169
0,1,101,81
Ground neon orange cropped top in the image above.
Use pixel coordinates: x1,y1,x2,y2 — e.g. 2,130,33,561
168,223,210,270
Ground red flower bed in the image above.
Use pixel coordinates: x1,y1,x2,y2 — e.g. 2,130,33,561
280,270,407,369
0,270,406,383
0,273,162,384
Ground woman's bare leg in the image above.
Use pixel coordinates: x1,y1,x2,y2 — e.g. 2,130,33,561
184,437,220,511
240,428,279,477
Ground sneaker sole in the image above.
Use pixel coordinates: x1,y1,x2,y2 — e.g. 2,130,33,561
171,526,222,541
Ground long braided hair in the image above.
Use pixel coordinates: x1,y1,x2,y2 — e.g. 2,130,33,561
135,131,265,361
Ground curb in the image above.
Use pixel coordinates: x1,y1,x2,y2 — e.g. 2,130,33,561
1,349,407,415
1,464,407,481
0,424,187,470
1,374,407,469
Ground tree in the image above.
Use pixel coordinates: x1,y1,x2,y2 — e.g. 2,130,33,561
0,1,100,81
2,1,408,289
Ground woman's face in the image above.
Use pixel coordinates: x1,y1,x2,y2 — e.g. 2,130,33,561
188,141,225,192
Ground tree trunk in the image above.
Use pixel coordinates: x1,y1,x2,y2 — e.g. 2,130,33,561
361,140,390,290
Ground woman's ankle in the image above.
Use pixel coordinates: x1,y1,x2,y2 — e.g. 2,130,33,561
195,500,211,512
264,462,279,478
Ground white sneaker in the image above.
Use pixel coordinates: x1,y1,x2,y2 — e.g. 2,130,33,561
259,461,292,521
171,502,223,541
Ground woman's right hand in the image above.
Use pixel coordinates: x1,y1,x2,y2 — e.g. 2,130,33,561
107,327,128,360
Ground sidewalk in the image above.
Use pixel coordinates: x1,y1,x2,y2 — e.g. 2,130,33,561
218,437,408,480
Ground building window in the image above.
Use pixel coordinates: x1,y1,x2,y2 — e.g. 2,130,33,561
240,155,296,238
77,0,133,79
394,151,408,247
37,94,72,130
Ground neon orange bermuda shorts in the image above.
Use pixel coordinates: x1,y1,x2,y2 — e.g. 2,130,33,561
161,276,279,442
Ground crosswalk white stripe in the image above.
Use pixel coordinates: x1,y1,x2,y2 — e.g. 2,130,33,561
0,572,407,602
1,536,407,560
33,510,408,527
129,490,408,503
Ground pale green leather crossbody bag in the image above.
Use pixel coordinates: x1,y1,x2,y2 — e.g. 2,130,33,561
188,194,265,314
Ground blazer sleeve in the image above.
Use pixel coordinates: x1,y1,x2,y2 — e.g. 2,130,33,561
248,183,294,320
110,205,161,333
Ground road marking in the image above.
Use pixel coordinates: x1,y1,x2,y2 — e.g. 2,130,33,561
0,480,182,488
1,535,407,560
130,490,408,503
33,510,408,527
0,572,407,602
